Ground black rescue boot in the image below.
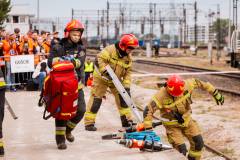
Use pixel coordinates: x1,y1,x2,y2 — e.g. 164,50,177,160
56,135,67,150
66,126,75,142
57,142,67,150
85,124,97,131
66,132,75,142
0,146,4,157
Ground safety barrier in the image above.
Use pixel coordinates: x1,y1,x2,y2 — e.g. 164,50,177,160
0,54,49,88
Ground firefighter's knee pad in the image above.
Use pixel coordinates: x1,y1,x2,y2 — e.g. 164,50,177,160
192,135,204,151
90,97,102,113
119,94,128,108
177,143,187,156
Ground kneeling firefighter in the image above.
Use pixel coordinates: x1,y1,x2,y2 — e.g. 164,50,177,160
84,34,139,131
47,19,86,149
143,75,224,160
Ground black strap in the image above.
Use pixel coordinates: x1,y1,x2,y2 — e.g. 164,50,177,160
38,88,44,107
42,92,61,120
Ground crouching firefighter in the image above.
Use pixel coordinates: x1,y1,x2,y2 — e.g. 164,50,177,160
84,34,139,131
143,75,224,160
47,19,86,150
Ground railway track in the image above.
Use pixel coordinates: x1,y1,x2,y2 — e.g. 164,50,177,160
87,53,240,79
135,59,240,80
87,54,240,96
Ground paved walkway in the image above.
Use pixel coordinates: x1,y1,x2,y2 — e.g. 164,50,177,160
2,89,186,160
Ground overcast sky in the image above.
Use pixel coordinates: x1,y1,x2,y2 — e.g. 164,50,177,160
10,0,235,37
11,0,231,19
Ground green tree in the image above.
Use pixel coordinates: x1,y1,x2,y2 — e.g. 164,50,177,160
0,0,11,29
212,18,229,45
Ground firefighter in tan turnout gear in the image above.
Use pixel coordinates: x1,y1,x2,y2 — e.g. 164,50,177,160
84,34,139,131
143,75,224,160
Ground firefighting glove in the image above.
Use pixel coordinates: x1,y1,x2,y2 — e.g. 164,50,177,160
102,70,112,80
119,88,131,105
172,111,184,124
72,58,81,69
125,88,131,97
213,89,224,105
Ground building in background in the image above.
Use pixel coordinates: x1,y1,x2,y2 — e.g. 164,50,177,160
4,4,34,34
187,25,215,45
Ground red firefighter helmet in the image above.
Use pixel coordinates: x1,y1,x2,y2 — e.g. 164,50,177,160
166,75,185,97
64,19,84,37
119,34,139,51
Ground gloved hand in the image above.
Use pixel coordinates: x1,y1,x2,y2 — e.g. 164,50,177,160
72,58,81,69
102,70,112,80
213,89,224,105
125,88,131,96
172,111,184,124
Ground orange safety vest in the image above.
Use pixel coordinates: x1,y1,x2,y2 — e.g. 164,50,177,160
42,42,50,55
34,55,40,65
2,40,17,62
27,38,40,65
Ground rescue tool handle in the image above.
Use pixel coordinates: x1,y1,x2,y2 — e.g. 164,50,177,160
105,65,143,122
5,98,18,120
152,121,162,128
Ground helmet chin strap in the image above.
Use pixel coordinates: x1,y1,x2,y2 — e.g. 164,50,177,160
116,42,128,57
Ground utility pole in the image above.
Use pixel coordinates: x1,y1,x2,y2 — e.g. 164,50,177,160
106,1,110,44
85,20,88,43
101,10,105,43
183,4,187,53
119,3,125,34
194,1,198,55
231,0,238,67
233,0,238,30
179,20,182,48
97,10,100,36
114,20,119,39
141,17,145,35
216,4,221,61
153,3,156,37
208,9,214,65
228,0,232,51
37,0,40,32
149,3,153,47
71,8,74,20
183,4,187,45
159,10,163,38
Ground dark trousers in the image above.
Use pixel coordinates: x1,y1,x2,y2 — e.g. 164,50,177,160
0,88,5,138
55,89,86,143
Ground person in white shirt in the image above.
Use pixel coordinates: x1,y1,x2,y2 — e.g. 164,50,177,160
32,56,50,90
